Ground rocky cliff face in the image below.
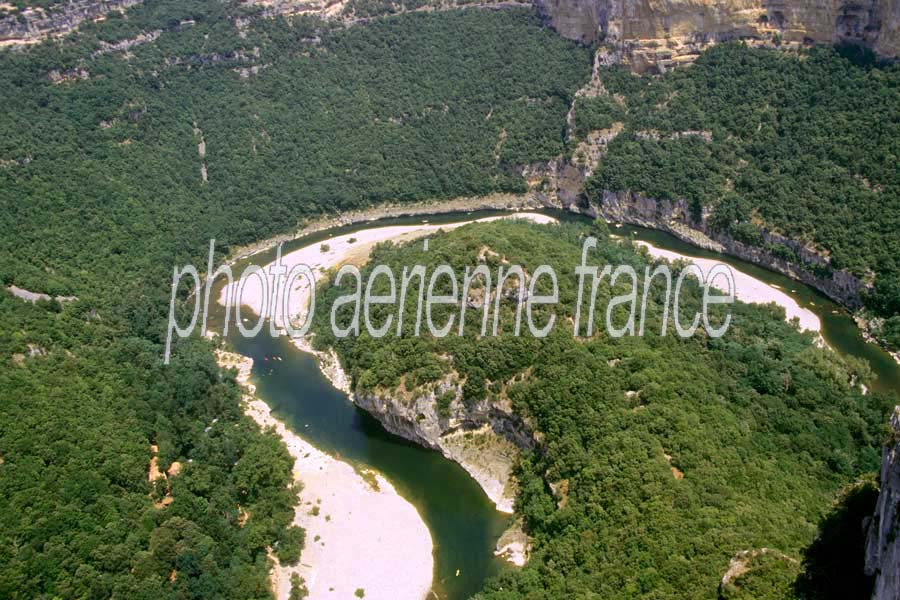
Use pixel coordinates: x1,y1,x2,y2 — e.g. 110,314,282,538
536,0,900,70
11,0,895,67
0,0,143,47
865,406,900,600
573,189,871,309
529,138,872,310
348,375,536,564
526,60,872,311
355,377,537,514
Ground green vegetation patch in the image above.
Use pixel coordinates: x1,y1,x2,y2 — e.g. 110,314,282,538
311,219,892,599
0,5,589,597
0,4,589,300
586,44,900,324
0,292,301,598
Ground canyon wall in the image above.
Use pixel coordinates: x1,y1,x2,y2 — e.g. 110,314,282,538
0,0,143,47
354,378,537,514
536,0,900,70
571,189,871,309
7,0,897,65
866,406,900,600
524,136,873,310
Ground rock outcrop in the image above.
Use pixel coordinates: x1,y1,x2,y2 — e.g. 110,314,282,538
494,517,532,566
355,376,537,514
6,285,77,304
575,189,870,309
242,0,531,23
529,124,872,311
536,0,900,71
719,548,798,596
0,0,143,47
298,326,533,518
865,406,900,600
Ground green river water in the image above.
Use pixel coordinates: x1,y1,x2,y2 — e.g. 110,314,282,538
210,209,899,600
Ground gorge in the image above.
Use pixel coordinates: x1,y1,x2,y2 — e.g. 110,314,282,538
5,0,900,68
3,2,900,598
537,0,900,69
211,203,900,598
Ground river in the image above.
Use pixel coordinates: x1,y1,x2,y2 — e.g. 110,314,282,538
208,208,900,600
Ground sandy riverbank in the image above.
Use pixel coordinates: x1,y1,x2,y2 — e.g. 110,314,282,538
634,240,821,333
220,212,558,332
215,350,434,600
219,213,557,516
227,193,544,266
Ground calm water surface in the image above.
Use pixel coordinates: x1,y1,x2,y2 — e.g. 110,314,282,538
210,208,899,600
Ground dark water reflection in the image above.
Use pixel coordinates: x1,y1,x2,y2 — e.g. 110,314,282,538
208,207,898,600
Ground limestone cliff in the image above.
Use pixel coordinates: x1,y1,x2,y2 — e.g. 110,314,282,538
352,369,536,565
354,376,537,514
574,189,871,309
865,406,900,600
242,0,531,23
525,132,873,310
5,0,898,65
530,63,873,310
536,0,900,70
0,1,143,47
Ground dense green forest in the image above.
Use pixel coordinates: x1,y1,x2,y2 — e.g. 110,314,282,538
0,291,303,598
0,2,589,298
0,3,589,598
311,219,893,599
3,0,898,597
582,44,900,338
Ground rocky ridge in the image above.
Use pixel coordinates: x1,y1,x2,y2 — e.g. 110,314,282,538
536,0,900,72
0,0,142,47
865,406,900,600
354,375,536,514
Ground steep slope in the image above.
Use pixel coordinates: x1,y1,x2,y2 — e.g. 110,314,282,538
866,407,900,600
0,1,143,47
537,0,900,70
311,219,892,599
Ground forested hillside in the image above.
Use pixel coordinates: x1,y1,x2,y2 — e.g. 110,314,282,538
0,1,589,298
3,0,898,597
583,44,900,344
0,3,589,598
311,220,893,599
0,291,304,597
